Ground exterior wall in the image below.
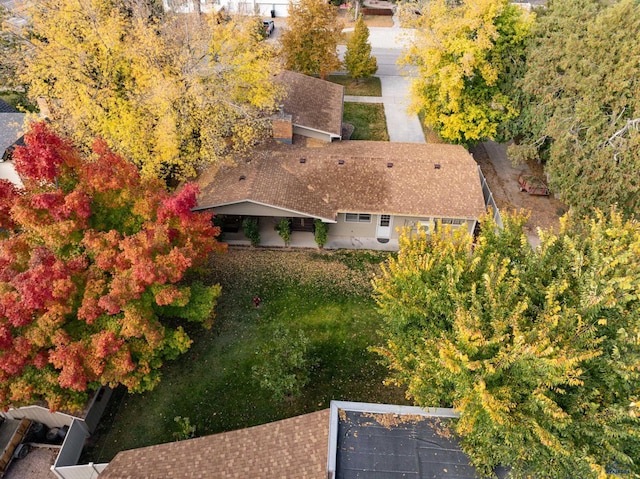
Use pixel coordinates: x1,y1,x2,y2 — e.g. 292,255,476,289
51,463,108,479
1,406,75,429
52,420,89,468
0,160,22,187
393,216,475,237
325,214,475,251
218,0,291,16
152,0,299,16
83,388,112,434
162,0,222,13
329,213,377,238
210,202,316,218
0,387,111,432
255,0,289,17
293,125,333,142
212,210,477,251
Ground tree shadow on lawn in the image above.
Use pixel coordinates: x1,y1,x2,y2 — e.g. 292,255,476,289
83,250,408,463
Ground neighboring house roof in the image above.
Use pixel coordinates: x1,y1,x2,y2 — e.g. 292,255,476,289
99,409,330,479
0,110,26,187
195,140,486,221
276,71,344,139
0,113,25,155
0,99,19,113
328,401,501,479
98,401,503,479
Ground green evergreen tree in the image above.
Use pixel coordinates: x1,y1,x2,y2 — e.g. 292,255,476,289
373,210,640,478
344,15,377,82
506,0,640,218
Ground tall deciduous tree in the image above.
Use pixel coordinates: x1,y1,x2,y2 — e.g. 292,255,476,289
0,123,226,412
18,0,282,181
344,15,377,82
281,0,343,79
0,6,18,89
401,0,532,144
506,0,640,218
373,212,640,478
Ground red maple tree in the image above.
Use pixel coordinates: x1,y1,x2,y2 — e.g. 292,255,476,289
0,123,225,411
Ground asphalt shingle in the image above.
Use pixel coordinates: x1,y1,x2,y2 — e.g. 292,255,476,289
99,409,330,479
196,140,486,221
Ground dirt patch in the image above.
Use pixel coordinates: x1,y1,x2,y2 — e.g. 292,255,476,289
470,142,566,239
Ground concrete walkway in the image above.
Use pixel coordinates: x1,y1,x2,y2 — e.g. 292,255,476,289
339,19,425,143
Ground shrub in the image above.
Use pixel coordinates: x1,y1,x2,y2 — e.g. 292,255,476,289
173,416,196,441
242,217,260,246
275,218,292,245
314,219,328,248
252,325,312,401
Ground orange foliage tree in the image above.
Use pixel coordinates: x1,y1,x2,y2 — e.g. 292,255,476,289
0,123,225,412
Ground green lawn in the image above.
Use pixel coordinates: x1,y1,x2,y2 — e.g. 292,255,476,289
327,75,382,96
343,102,389,141
83,249,406,463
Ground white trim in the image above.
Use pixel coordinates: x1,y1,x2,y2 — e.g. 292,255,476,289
293,123,342,141
376,214,392,239
194,199,337,223
344,213,372,223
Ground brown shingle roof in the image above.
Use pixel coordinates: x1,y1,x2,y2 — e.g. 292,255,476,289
276,71,344,138
99,409,330,479
196,141,486,221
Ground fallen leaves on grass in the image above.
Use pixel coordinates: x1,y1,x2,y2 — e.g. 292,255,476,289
206,249,384,297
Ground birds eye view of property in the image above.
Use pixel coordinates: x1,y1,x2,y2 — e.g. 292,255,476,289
0,0,638,477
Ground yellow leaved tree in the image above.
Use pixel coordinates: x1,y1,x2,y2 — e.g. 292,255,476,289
401,0,532,144
19,0,282,181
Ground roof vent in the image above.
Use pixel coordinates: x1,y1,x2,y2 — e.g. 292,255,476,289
300,158,306,164
239,175,246,181
338,159,345,165
434,164,441,169
387,162,393,168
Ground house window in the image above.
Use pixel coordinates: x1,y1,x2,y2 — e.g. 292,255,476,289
441,218,465,225
345,213,372,223
379,215,391,227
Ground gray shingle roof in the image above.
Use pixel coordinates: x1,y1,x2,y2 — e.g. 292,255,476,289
0,99,19,113
0,113,26,156
196,140,486,221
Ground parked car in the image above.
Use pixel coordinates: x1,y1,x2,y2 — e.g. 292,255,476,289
263,20,274,36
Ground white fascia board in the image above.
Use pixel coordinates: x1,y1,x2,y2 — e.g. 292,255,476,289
293,123,341,140
193,199,337,223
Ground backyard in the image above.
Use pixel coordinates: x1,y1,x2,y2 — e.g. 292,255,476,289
83,248,407,463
